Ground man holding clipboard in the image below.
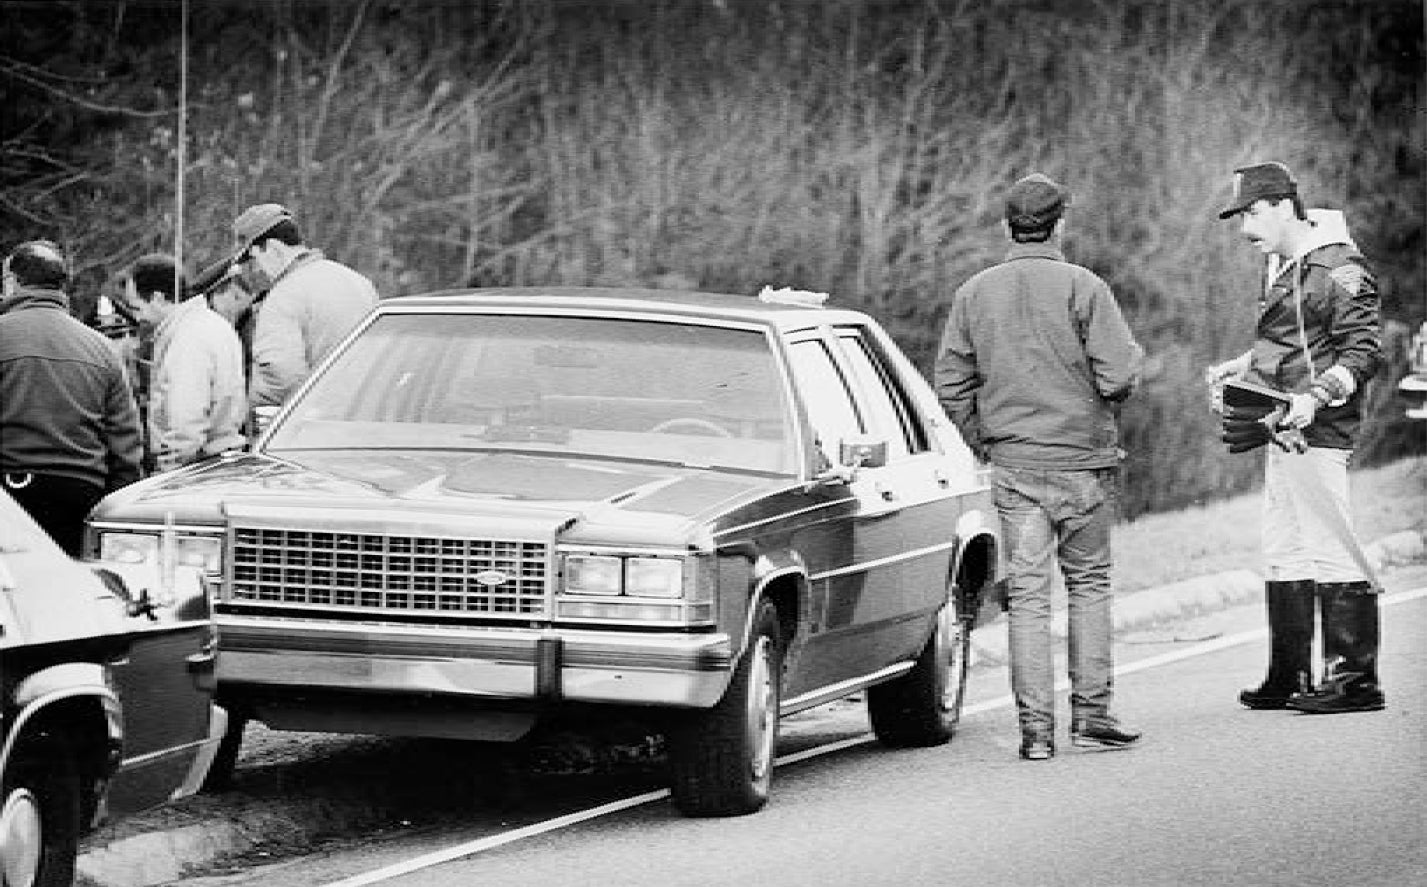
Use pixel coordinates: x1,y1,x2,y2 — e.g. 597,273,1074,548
1207,161,1384,715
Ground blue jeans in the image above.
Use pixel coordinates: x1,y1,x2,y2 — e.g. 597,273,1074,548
994,465,1120,738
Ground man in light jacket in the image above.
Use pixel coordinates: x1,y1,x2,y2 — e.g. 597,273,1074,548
230,203,379,408
120,254,248,472
935,173,1145,762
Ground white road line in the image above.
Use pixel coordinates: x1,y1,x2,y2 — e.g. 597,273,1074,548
319,586,1426,887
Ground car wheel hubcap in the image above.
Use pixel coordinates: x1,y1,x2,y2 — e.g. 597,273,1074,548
1,787,43,887
746,636,776,783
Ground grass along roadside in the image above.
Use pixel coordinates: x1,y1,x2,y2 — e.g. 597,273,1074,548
1113,455,1427,595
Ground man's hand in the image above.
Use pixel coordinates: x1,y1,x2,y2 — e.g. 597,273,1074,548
1221,404,1309,454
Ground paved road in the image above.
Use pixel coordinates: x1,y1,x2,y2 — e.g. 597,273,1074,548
175,587,1427,887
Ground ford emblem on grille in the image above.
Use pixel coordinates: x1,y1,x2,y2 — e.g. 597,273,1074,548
474,569,511,586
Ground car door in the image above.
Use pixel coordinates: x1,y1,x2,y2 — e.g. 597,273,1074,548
781,327,956,695
101,556,219,815
829,326,960,669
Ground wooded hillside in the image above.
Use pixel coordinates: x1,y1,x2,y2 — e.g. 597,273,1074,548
2,0,1421,517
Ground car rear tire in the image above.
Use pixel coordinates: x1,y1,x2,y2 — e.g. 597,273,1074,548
1,737,81,887
667,599,783,817
867,587,972,748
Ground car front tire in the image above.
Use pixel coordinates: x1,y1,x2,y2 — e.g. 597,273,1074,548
667,599,783,817
1,736,81,887
867,588,972,748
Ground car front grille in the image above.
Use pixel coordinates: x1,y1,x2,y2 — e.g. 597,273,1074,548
226,527,550,618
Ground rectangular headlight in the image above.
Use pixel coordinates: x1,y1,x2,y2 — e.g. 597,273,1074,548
99,532,160,566
175,536,223,574
99,531,223,575
564,554,623,595
625,557,683,599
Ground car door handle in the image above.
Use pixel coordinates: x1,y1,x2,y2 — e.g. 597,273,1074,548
875,483,897,502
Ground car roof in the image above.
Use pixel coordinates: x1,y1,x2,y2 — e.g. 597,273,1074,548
378,286,875,333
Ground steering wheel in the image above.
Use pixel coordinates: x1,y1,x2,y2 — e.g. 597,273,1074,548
649,417,733,438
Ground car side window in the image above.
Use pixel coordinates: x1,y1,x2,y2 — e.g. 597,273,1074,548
786,338,864,465
835,329,930,459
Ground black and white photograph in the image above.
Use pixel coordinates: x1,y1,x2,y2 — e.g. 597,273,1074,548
1,1,1423,886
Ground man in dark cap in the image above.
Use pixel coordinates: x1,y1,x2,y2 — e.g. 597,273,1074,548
935,173,1144,761
0,240,143,554
1207,161,1384,715
229,203,378,409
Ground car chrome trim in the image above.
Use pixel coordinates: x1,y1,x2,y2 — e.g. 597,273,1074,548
809,539,959,582
89,521,221,535
781,661,916,713
216,617,733,670
373,303,778,334
173,706,228,800
711,493,855,539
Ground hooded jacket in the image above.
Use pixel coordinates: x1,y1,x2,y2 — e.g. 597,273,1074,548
248,249,379,408
0,286,143,489
934,242,1144,469
1248,209,1381,449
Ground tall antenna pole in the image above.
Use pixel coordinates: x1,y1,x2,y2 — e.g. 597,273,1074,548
174,0,189,298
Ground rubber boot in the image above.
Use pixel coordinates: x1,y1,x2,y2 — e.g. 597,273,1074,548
1238,579,1315,710
1287,581,1385,714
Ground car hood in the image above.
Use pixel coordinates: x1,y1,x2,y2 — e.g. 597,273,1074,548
92,450,792,546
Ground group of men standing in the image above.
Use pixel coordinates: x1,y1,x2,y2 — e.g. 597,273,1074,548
0,202,377,556
935,161,1386,761
0,165,1391,761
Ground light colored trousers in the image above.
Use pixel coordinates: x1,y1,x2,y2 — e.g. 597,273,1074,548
994,465,1119,738
1262,446,1366,584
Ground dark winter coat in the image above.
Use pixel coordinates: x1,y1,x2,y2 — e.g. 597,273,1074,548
0,286,143,490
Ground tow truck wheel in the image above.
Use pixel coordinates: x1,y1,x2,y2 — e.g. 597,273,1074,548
667,599,783,817
867,584,972,747
1,738,81,887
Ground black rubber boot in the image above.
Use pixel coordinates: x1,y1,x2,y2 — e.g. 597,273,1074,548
1288,581,1385,714
1239,579,1315,710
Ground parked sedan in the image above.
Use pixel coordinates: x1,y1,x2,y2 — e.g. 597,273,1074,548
87,286,1001,817
1,490,225,887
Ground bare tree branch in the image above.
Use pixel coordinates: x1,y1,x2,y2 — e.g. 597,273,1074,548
0,60,174,118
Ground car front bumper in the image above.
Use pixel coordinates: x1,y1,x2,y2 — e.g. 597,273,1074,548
216,616,735,712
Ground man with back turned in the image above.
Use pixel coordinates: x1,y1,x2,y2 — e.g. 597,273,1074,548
935,173,1145,761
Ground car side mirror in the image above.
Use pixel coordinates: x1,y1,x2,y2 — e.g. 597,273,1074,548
812,434,888,486
839,434,887,470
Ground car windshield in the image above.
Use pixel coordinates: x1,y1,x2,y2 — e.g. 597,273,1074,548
264,312,798,475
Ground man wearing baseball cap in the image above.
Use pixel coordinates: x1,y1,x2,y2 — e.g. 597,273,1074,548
230,202,379,409
1206,161,1385,715
936,173,1145,761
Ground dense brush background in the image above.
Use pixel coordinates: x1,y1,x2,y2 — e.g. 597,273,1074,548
2,0,1422,518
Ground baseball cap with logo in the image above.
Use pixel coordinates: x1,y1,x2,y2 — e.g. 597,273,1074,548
232,203,294,258
1006,173,1071,231
1217,162,1297,219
